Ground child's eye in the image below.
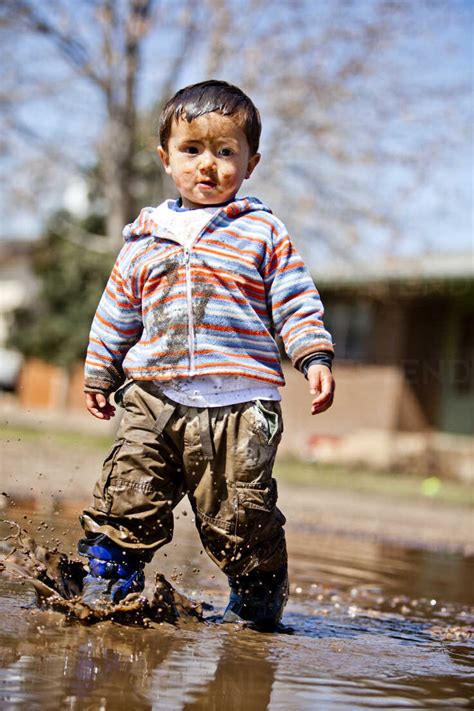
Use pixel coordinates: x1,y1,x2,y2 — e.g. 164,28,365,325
183,146,199,154
219,147,233,157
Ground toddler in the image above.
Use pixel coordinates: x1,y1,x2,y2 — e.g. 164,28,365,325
78,80,335,630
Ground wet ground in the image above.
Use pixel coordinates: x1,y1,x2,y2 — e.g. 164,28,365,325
0,501,473,710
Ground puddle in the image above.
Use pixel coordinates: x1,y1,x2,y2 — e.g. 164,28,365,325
0,507,473,709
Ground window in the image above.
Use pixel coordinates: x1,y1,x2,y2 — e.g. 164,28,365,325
324,300,372,362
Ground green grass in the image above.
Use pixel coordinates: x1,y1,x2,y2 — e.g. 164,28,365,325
0,424,113,451
274,458,474,508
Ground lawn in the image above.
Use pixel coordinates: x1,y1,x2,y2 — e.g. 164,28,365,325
274,457,473,507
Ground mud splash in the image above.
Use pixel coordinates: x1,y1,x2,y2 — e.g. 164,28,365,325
0,520,205,626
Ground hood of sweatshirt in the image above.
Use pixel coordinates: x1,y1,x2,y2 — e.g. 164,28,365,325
122,196,272,243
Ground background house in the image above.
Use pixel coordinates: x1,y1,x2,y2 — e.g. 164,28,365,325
279,253,473,479
320,252,474,435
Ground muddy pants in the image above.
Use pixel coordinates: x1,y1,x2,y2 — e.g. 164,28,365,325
80,381,287,577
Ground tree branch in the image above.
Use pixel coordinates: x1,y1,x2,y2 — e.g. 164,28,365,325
6,0,108,90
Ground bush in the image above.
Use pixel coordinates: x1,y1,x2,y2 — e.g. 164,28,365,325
9,212,114,369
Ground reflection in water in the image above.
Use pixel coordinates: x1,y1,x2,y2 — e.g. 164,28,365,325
0,509,473,709
0,607,277,711
64,630,176,708
149,633,277,711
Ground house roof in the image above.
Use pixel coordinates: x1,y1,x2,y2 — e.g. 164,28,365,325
315,252,474,290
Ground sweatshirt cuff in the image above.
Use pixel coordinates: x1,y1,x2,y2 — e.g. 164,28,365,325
298,352,334,378
84,380,121,396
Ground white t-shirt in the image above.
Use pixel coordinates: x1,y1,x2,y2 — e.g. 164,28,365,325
153,201,281,407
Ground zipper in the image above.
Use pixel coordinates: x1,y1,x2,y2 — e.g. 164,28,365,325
180,210,222,378
183,246,196,375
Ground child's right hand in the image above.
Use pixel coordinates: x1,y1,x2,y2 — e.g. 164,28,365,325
85,392,116,420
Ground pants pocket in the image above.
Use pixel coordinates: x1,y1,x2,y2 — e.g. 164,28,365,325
235,477,278,512
92,439,125,514
194,478,286,575
92,438,160,518
242,401,283,446
235,477,286,543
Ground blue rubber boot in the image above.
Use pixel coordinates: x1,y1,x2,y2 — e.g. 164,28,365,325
223,565,289,631
78,535,147,609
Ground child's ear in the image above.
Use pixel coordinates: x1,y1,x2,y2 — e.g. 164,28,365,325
157,145,172,174
245,153,260,179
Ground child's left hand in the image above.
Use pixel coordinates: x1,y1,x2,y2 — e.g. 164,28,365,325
307,364,335,415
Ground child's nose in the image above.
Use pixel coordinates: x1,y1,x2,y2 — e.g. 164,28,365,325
199,150,216,171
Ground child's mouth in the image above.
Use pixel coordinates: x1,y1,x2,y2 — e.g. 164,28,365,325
198,180,217,189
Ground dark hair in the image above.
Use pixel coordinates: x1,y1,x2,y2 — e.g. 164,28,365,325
159,80,261,155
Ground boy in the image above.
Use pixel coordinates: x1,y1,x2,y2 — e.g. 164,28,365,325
78,80,334,630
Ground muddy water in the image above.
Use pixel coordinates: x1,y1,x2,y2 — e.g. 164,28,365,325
0,506,473,710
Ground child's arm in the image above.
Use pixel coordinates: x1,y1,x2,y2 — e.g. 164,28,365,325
263,225,335,413
84,249,143,415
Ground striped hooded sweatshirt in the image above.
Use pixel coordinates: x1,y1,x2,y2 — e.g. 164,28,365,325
84,196,333,394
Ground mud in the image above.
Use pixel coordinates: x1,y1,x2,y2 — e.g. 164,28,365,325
0,506,473,709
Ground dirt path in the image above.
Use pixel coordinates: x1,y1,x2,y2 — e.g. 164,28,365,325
279,482,473,555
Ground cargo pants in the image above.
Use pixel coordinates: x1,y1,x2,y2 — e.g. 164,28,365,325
80,381,287,577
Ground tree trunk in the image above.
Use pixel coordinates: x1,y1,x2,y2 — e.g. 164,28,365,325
100,0,152,250
100,110,136,250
